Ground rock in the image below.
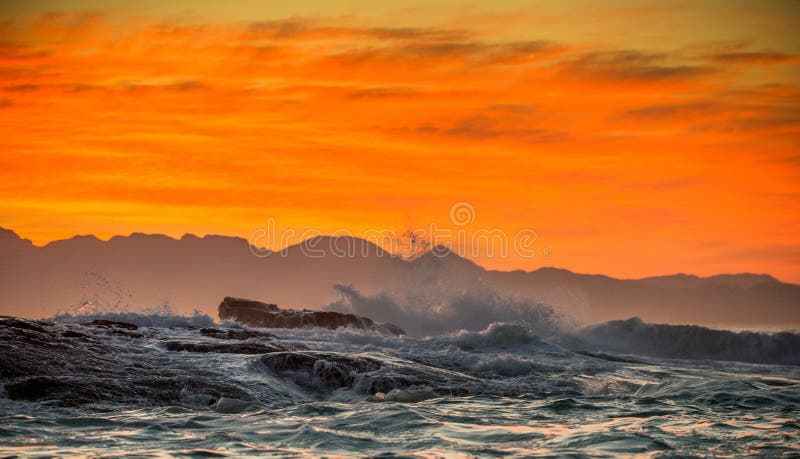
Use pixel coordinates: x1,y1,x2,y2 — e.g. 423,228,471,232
367,385,437,403
0,317,49,333
261,351,384,390
82,319,139,330
199,327,275,340
165,341,287,354
218,297,406,335
81,320,144,338
0,317,252,406
260,350,479,396
218,298,278,324
61,330,91,339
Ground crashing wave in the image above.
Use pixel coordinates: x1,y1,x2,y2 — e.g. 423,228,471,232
572,317,800,365
440,323,538,351
326,284,564,336
471,354,538,377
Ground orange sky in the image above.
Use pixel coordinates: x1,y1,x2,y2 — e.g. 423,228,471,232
1,1,799,281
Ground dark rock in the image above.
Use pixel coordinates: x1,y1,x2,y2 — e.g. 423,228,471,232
199,327,275,340
110,329,144,339
0,317,50,334
61,330,91,339
80,320,143,338
261,351,383,390
83,319,139,330
218,297,406,335
4,375,125,405
260,350,478,396
218,297,278,324
0,317,253,406
165,341,287,354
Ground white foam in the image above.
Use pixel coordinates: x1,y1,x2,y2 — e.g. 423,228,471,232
48,310,215,328
440,323,538,350
471,354,537,377
211,397,263,414
367,386,437,403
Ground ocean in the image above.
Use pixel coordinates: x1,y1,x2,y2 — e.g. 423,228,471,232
1,315,798,457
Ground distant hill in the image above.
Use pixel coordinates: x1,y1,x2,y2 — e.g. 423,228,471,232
0,227,797,328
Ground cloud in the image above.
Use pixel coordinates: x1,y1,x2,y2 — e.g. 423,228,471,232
723,112,800,132
3,83,40,92
488,104,538,114
710,51,798,66
560,50,713,82
345,87,420,99
416,115,567,143
246,19,468,43
396,39,560,63
623,102,716,119
0,42,50,60
119,79,209,92
621,101,800,134
362,27,468,42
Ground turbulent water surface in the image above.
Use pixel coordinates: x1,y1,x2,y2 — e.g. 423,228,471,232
1,315,798,457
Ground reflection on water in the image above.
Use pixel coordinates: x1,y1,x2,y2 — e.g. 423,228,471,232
2,388,798,457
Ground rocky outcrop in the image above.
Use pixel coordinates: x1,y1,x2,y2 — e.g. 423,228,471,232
218,297,406,335
0,317,251,406
199,327,275,340
260,350,479,396
165,341,288,354
83,319,139,330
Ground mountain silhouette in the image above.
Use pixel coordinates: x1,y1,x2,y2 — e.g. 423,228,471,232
0,227,797,328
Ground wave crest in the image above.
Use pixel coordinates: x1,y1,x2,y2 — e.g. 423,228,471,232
573,317,800,365
48,307,215,328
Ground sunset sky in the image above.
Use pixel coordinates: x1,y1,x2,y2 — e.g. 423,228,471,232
1,1,798,281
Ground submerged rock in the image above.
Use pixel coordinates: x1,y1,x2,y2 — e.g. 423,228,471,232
199,327,275,341
262,351,384,390
165,341,287,354
83,319,139,330
367,386,437,403
218,297,406,335
82,319,144,338
260,350,481,396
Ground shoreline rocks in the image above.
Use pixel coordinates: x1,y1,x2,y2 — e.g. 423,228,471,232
218,297,406,335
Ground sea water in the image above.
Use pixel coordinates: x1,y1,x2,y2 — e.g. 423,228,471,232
0,318,798,457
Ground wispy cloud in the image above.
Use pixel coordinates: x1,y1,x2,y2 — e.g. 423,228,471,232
710,51,798,66
558,50,713,82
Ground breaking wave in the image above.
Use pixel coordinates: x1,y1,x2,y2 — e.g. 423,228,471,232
571,317,800,365
325,283,564,336
441,322,538,350
321,283,800,366
48,303,215,328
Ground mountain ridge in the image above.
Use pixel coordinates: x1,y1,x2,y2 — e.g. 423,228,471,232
1,226,797,326
0,227,787,285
